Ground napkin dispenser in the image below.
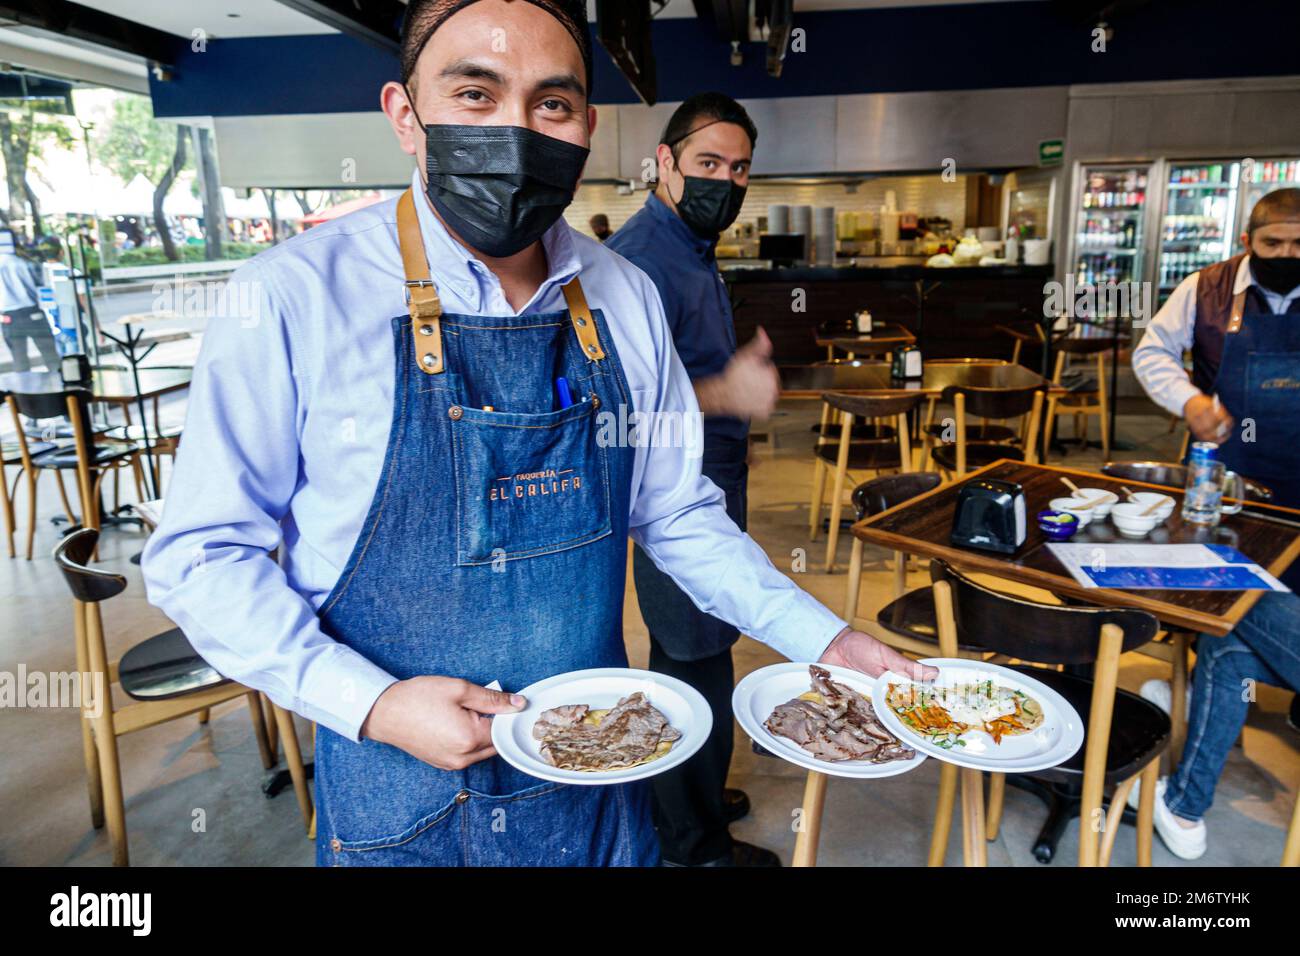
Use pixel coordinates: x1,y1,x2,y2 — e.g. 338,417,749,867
950,479,1026,554
890,343,923,379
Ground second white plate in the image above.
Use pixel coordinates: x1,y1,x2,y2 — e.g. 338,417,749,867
733,662,927,780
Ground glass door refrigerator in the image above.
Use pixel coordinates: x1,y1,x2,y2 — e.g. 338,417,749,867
1071,163,1153,293
1233,157,1300,254
1156,160,1240,306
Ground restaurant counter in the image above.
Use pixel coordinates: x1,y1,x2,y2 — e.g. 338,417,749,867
721,262,1054,364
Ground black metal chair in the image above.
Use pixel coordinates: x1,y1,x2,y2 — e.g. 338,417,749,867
837,471,990,659
810,391,928,572
926,560,1167,867
5,387,143,558
2,436,53,558
52,529,308,865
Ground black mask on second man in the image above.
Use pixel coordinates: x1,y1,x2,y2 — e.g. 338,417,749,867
412,104,589,258
668,159,747,241
1251,254,1300,296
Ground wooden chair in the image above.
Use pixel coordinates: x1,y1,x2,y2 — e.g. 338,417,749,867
1044,333,1125,461
810,391,928,573
53,529,312,865
1285,790,1300,867
921,382,1045,477
841,472,944,623
99,365,188,492
838,470,994,663
925,560,1167,867
995,321,1046,368
807,359,898,449
6,387,145,558
3,436,55,558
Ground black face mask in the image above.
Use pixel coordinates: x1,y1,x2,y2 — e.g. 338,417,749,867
668,161,746,240
418,121,589,258
1251,254,1300,296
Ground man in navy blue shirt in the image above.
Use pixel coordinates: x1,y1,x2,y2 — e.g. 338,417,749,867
609,93,781,867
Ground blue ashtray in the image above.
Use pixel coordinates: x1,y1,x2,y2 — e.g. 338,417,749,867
1037,509,1079,541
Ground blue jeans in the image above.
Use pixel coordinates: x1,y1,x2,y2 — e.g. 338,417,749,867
1165,592,1300,822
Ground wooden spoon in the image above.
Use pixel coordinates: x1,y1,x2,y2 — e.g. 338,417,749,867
1139,496,1171,517
1119,485,1140,502
1060,477,1082,494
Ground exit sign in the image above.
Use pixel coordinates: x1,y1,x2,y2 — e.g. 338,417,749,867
1038,139,1064,167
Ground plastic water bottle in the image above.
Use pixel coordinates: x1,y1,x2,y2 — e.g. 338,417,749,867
1182,441,1224,525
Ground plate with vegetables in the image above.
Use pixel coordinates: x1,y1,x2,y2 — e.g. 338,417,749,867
871,659,1083,772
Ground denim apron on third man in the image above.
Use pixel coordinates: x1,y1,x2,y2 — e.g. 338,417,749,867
1210,286,1300,588
313,189,658,866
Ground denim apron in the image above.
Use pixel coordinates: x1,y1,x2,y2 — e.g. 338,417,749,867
313,190,658,866
1211,287,1300,588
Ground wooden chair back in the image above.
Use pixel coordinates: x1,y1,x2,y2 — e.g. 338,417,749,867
929,559,1158,663
937,384,1046,473
929,559,1159,866
851,471,943,521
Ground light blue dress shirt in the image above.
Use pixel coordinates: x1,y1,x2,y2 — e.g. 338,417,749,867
1133,255,1300,416
142,172,846,741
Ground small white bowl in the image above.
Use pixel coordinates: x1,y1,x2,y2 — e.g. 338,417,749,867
1111,502,1161,538
1073,488,1119,518
1128,492,1175,520
1050,496,1093,527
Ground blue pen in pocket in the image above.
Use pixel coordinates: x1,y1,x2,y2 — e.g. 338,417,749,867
555,376,574,410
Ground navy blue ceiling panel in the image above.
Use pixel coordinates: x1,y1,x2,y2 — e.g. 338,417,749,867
149,0,1300,117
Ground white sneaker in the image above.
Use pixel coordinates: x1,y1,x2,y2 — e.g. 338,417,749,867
1126,777,1207,860
1139,678,1191,715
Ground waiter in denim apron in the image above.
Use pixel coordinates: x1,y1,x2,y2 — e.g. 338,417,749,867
608,94,783,867
144,0,927,867
1134,188,1300,543
1130,186,1300,856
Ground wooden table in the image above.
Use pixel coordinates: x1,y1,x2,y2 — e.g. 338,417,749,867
852,458,1300,864
853,459,1300,637
0,367,192,404
780,359,1053,399
814,323,915,359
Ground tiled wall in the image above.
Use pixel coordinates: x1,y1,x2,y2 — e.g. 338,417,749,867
563,174,971,240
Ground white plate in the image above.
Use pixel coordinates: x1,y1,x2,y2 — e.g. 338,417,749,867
872,659,1083,773
732,663,927,779
491,668,710,786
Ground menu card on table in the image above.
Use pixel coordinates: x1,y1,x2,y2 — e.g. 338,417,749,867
1046,543,1290,591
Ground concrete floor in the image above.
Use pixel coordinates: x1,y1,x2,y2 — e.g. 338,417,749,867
2,393,1296,867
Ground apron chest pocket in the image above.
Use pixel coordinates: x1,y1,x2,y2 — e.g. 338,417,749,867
450,398,612,565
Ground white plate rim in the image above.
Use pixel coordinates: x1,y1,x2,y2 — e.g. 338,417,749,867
490,667,711,786
871,658,1084,772
732,662,927,780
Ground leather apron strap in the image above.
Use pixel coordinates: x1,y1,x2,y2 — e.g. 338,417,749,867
395,187,605,373
1226,289,1247,335
397,189,445,375
561,278,606,361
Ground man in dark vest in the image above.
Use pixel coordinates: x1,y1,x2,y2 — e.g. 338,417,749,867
1130,187,1300,860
